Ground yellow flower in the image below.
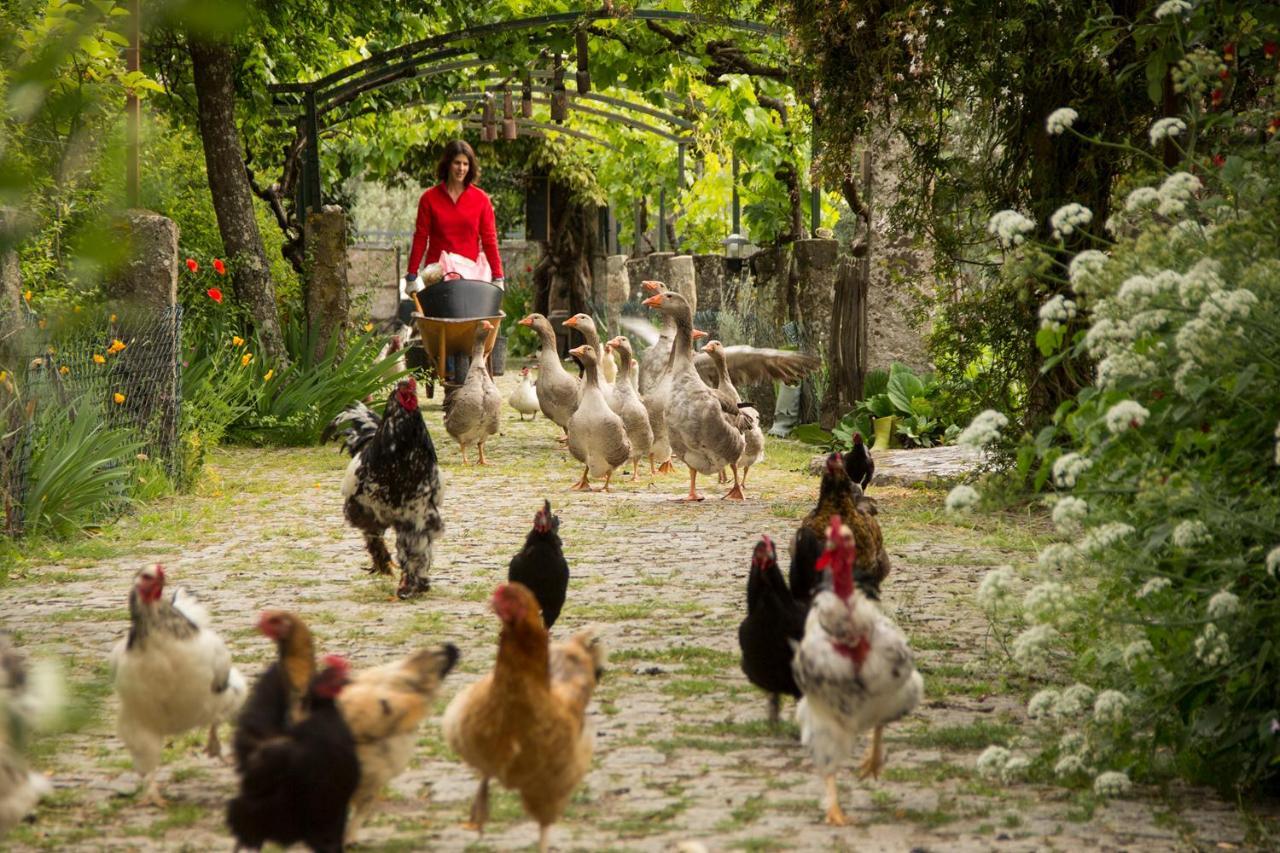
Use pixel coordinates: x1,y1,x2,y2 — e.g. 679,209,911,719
23,290,31,302
113,392,126,404
107,339,127,354
46,346,56,355
363,322,374,332
263,369,274,382
241,353,253,367
93,354,106,364
29,357,43,368
59,365,69,375
232,335,245,347
0,371,6,381
109,313,117,323
73,305,81,313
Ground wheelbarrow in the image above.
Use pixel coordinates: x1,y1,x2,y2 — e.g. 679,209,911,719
410,278,504,397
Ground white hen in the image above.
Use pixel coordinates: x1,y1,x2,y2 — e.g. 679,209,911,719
792,517,923,826
112,565,246,807
509,366,540,420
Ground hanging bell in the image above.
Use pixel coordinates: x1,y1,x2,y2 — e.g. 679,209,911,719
502,88,517,140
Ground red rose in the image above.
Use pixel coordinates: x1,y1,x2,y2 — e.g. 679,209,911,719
1212,153,1226,167
207,287,223,303
1265,42,1277,59
213,259,226,275
186,258,199,273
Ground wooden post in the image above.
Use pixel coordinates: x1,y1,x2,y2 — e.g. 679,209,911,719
125,0,141,207
819,149,872,426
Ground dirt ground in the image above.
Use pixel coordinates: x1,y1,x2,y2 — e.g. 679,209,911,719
1,372,1271,851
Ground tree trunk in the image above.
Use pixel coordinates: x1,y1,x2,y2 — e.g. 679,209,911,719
533,178,597,319
189,36,287,365
820,151,872,427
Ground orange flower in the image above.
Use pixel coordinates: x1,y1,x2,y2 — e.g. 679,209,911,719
241,353,253,367
37,319,46,329
113,392,126,404
23,290,31,302
93,354,106,364
363,322,374,332
110,313,117,323
59,365,70,375
107,339,127,354
263,369,274,382
232,335,245,346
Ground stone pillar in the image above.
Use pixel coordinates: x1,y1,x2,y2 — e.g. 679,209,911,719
605,255,630,310
668,254,697,315
792,238,840,356
0,208,22,337
691,254,725,311
305,205,350,363
103,210,178,310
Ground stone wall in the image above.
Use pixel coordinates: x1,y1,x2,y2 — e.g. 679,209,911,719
103,210,178,311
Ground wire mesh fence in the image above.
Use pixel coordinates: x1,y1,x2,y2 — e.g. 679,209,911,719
1,306,181,536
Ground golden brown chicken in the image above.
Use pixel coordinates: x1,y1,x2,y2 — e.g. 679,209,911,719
442,583,605,853
799,452,891,592
338,644,459,843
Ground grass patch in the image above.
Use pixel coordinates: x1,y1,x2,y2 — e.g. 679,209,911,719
900,720,1018,751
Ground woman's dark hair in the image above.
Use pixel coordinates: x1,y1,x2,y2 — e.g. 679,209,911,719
436,139,479,186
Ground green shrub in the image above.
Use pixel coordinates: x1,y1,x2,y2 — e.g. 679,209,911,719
958,94,1280,791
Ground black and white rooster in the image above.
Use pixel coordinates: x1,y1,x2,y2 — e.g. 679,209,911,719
326,377,443,599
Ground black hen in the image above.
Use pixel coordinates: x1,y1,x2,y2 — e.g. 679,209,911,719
233,611,315,774
507,500,569,630
738,536,811,725
326,377,444,599
227,656,359,853
843,431,875,491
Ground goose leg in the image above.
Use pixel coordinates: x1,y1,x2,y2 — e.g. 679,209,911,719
570,467,592,491
459,444,469,466
657,456,674,474
602,470,614,492
678,468,704,502
649,453,656,476
723,463,745,500
477,441,489,466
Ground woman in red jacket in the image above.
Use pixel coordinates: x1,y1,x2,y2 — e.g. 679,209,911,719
405,139,505,288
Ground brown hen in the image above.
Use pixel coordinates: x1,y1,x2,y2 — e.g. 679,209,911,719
799,452,891,592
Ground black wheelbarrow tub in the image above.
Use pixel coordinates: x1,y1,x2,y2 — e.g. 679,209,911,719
414,278,503,319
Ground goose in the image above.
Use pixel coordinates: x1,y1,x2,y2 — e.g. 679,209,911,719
565,345,631,492
443,321,502,465
604,335,655,479
516,313,579,440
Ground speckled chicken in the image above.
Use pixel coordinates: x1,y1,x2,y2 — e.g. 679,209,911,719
445,320,503,465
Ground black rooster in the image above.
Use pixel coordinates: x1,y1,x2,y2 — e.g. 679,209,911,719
325,377,443,599
843,431,875,492
507,500,569,630
227,656,359,853
738,535,818,725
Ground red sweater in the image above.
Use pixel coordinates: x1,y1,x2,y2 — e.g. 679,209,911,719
406,183,504,279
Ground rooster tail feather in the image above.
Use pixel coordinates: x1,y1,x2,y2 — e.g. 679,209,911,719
169,587,210,628
324,402,382,456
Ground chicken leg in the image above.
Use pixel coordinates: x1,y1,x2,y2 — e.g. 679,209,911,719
363,533,394,575
464,776,490,833
823,774,849,826
858,726,885,780
204,722,222,759
767,693,781,727
723,463,745,500
538,824,552,853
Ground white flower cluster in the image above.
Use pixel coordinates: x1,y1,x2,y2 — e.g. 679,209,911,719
1131,309,1172,335
1267,546,1280,579
1097,350,1158,390
1138,576,1172,598
1124,186,1160,213
1059,731,1086,755
977,566,1017,611
1123,639,1154,670
1051,497,1089,534
1161,171,1202,200
1028,688,1059,719
1178,258,1224,307
1024,581,1074,623
1105,400,1150,433
1013,624,1060,668
1046,107,1079,135
1175,317,1217,365
1051,203,1093,239
1194,623,1229,666
1038,294,1079,329
988,209,1036,248
1174,363,1198,397
946,484,980,512
1052,452,1093,488
1084,317,1135,358
1207,589,1240,619
1093,689,1129,724
1155,0,1192,19
1172,519,1211,549
1038,542,1080,572
1149,117,1186,147
1068,250,1109,291
1002,755,1031,782
976,745,1011,779
1094,770,1133,797
1116,274,1158,307
958,409,1009,448
1081,522,1135,555
1054,754,1088,777
1200,288,1258,323
1058,684,1096,716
